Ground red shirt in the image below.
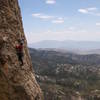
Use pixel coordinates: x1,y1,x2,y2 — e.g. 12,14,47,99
16,45,23,53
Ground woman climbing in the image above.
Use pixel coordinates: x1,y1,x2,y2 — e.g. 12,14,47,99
16,39,24,66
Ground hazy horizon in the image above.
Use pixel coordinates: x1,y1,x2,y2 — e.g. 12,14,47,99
28,40,100,51
28,39,100,44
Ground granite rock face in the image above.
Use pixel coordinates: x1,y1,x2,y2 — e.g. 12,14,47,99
0,0,43,100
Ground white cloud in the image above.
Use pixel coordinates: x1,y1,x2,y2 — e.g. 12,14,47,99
32,13,41,17
96,23,100,26
46,0,56,4
78,7,100,16
87,7,97,11
52,17,64,24
78,9,88,14
39,15,54,19
32,13,54,20
32,13,66,24
69,27,76,30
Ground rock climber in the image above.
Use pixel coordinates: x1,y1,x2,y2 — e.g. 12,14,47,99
16,38,24,66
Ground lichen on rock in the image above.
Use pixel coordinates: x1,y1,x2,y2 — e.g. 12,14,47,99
0,0,43,100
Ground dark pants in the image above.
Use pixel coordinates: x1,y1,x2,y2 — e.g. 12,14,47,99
17,53,23,65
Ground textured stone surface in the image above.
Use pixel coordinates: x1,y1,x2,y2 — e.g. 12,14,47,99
0,0,43,100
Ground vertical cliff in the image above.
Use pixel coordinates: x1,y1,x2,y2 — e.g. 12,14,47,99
0,0,43,100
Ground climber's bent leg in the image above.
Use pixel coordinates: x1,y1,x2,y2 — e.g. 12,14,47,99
20,57,23,66
17,53,24,66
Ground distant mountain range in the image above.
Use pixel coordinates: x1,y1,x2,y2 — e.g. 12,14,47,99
28,40,100,54
29,40,100,50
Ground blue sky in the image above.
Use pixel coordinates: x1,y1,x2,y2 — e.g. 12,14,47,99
18,0,100,43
